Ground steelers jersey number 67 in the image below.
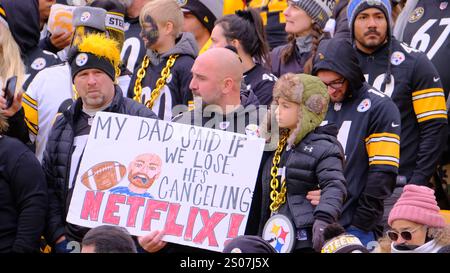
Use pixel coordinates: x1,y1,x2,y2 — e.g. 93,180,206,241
410,18,450,60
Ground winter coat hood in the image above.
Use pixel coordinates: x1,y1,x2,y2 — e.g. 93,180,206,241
1,0,40,55
146,32,198,66
312,38,365,94
272,73,330,147
162,32,198,59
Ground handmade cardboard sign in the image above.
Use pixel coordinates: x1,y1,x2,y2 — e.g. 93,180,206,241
67,112,265,252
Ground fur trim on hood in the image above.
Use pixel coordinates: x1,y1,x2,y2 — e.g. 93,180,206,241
265,73,329,147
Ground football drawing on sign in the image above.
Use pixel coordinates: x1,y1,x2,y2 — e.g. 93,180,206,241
109,153,162,199
81,161,126,191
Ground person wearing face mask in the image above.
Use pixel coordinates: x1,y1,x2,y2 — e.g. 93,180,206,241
128,0,198,121
270,0,336,76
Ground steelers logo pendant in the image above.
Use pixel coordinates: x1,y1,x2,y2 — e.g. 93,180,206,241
262,214,295,253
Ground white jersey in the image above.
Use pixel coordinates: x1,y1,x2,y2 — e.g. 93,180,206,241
23,63,73,162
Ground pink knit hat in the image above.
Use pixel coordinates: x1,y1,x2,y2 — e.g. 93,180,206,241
388,185,445,228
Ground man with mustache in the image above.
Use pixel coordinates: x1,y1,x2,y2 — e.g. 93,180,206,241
43,34,157,252
347,0,447,232
110,153,162,198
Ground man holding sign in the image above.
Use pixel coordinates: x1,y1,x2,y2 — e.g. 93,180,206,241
137,48,265,254
43,33,157,253
66,111,265,253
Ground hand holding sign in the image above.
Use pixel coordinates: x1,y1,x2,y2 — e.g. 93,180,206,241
67,112,265,252
138,230,167,253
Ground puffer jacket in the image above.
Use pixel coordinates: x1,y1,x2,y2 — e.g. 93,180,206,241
258,124,347,249
43,86,158,244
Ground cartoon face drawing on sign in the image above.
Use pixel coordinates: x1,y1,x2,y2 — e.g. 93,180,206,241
109,153,162,198
128,153,162,190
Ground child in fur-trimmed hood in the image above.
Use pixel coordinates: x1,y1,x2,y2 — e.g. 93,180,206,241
256,73,347,253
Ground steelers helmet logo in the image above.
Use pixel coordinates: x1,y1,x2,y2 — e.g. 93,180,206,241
391,51,405,66
175,0,187,6
357,98,371,112
80,11,91,22
31,57,47,70
76,53,88,67
262,214,295,253
408,7,424,23
245,124,260,138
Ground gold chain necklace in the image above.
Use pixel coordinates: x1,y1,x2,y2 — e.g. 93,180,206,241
269,134,288,213
133,54,179,109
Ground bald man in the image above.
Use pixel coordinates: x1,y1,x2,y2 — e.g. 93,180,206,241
190,48,243,111
138,48,265,253
173,48,262,135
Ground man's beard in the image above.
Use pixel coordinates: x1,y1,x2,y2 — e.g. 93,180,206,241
361,29,385,49
129,172,152,189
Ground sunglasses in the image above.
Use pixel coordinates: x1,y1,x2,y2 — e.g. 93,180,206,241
386,225,423,241
323,78,346,90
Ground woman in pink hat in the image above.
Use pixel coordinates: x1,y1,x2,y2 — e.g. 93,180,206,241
384,184,450,253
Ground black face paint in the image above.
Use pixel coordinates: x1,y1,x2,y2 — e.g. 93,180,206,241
140,15,159,48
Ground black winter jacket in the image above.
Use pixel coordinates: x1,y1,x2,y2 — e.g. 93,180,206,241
0,135,48,252
42,86,158,244
257,125,346,248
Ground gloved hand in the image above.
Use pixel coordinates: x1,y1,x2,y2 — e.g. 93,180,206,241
54,238,70,253
312,219,329,252
346,226,375,247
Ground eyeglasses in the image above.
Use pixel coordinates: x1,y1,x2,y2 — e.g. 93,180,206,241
323,78,346,90
386,225,423,241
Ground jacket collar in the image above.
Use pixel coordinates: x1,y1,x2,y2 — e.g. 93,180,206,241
64,85,124,126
